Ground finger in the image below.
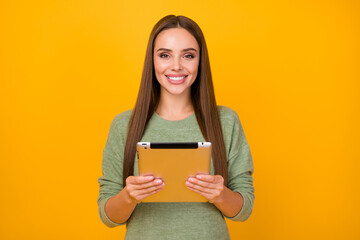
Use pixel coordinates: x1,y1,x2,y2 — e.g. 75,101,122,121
126,175,154,185
139,188,163,201
132,182,165,196
187,177,216,189
130,178,164,190
185,180,213,194
186,185,212,200
195,174,223,183
131,183,165,202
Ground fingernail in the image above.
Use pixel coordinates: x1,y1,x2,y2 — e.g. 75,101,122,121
196,175,202,179
155,179,162,184
146,176,154,180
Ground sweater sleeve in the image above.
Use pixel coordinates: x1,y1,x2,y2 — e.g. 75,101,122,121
97,116,127,227
224,111,255,222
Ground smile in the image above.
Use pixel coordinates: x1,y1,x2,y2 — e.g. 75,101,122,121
168,76,185,80
165,75,188,85
166,75,188,81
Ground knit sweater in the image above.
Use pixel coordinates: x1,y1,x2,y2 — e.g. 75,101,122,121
98,105,255,239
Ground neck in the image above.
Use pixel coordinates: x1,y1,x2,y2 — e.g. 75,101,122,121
156,90,194,119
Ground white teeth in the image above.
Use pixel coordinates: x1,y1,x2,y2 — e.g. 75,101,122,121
167,76,186,81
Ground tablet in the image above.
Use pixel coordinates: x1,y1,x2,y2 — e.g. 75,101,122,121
137,142,212,202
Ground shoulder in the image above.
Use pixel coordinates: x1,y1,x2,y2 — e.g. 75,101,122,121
217,105,240,123
112,109,133,123
109,109,133,132
216,105,244,137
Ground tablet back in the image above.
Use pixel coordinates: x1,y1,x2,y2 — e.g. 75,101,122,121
137,142,211,202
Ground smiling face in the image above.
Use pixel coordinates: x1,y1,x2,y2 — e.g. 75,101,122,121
153,27,200,97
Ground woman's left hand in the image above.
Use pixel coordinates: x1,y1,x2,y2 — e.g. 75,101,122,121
185,174,225,203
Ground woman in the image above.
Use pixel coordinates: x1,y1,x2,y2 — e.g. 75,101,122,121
98,15,254,239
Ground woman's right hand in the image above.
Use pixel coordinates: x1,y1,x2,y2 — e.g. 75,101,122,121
125,175,165,204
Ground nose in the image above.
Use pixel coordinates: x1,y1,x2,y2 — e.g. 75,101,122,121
171,57,182,71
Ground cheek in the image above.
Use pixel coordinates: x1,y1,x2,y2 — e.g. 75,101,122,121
187,61,200,75
154,61,168,73
154,62,166,82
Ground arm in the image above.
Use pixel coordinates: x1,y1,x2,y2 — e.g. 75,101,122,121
104,187,137,225
186,109,255,221
97,116,128,227
97,115,164,227
224,112,255,221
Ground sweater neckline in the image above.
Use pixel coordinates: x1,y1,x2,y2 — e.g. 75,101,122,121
153,111,195,123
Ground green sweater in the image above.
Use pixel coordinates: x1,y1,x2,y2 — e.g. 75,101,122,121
98,105,254,239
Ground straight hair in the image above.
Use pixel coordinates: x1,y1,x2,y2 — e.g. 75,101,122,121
122,15,229,186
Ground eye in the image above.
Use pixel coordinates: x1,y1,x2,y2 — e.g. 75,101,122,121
159,53,169,58
185,54,195,59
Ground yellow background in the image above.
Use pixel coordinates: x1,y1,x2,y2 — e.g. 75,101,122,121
1,0,359,239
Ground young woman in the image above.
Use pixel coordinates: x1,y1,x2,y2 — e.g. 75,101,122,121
98,15,254,239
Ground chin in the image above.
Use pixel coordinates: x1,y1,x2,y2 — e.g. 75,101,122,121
162,86,190,96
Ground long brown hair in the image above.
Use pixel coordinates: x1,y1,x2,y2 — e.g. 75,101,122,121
123,15,228,186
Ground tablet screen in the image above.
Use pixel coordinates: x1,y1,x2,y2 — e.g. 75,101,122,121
137,142,211,202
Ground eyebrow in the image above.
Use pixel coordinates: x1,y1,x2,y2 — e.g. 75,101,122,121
156,48,198,52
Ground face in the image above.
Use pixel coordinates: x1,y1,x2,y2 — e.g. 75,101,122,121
153,27,200,97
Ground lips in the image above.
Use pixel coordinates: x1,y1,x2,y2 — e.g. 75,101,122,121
165,74,188,84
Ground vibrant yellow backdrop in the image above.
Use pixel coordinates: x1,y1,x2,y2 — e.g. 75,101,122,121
1,0,359,239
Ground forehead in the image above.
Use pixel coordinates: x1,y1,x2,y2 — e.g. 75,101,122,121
154,28,199,51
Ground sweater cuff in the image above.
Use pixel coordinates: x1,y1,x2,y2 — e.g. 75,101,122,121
223,191,252,222
99,196,127,227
